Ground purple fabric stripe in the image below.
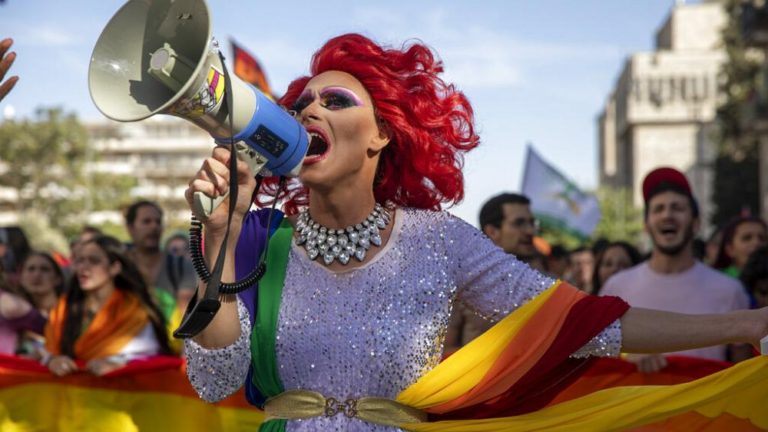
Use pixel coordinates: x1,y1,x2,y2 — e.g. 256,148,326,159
235,209,283,326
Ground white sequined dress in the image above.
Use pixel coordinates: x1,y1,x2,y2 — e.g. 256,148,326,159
185,208,622,431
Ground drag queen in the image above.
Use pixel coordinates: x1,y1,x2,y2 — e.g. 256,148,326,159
184,34,768,431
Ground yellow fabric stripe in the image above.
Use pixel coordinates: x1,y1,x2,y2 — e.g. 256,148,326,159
401,356,768,431
397,281,561,408
0,383,264,432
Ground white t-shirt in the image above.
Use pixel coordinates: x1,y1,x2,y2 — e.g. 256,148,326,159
601,261,750,361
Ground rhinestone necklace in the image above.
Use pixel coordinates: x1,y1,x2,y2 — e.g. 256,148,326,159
295,203,391,266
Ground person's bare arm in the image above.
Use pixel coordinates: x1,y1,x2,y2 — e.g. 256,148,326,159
621,307,767,353
0,38,19,102
0,291,32,320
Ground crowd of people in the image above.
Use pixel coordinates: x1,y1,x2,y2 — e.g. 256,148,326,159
0,199,196,375
446,168,768,371
2,30,768,430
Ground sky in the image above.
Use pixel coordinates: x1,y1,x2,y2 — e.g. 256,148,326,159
0,0,686,225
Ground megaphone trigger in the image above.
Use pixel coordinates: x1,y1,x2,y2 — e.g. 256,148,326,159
192,142,269,218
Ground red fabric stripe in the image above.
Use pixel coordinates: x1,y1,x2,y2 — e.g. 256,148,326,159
434,295,630,420
0,354,252,409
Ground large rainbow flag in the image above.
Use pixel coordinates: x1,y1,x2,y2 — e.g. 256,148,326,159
0,353,765,430
0,354,263,431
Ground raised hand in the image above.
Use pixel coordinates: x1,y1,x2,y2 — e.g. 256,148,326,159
0,38,19,102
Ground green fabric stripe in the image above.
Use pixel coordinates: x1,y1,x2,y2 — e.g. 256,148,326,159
259,419,287,432
250,218,293,399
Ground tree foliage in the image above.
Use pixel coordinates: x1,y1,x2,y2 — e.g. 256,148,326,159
0,108,136,244
712,0,763,225
591,186,644,246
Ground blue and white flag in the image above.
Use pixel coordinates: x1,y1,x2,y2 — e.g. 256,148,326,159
521,145,600,238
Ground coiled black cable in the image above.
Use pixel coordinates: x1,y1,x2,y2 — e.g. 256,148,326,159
188,176,284,294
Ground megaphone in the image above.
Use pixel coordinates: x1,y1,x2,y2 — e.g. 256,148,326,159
88,0,308,217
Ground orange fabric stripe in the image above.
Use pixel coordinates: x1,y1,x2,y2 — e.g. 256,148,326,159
45,290,149,360
429,283,586,413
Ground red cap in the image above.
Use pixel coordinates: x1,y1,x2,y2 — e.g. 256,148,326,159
642,167,692,202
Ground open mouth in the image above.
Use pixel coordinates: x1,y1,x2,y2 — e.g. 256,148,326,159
659,227,678,237
303,128,331,164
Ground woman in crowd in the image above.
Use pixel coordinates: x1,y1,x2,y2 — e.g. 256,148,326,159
741,246,768,310
44,235,172,376
714,216,768,278
591,241,642,295
14,252,65,358
183,33,768,430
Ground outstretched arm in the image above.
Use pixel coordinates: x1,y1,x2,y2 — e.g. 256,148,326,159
0,38,19,102
621,306,767,354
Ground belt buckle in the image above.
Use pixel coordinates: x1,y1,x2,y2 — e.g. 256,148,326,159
324,397,358,418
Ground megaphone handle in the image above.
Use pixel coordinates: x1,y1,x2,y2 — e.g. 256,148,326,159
192,143,269,218
192,191,226,219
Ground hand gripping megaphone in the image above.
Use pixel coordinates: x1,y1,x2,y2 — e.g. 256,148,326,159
88,0,308,217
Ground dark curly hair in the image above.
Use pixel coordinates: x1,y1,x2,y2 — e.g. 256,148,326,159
257,33,480,214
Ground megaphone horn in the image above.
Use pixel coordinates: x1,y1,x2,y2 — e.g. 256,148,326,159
88,0,308,217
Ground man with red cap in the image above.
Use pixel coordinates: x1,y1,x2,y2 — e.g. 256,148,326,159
602,167,752,371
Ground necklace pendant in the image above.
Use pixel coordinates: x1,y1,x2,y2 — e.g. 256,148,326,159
354,247,366,262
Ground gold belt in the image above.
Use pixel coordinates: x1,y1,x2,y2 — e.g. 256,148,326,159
263,389,427,427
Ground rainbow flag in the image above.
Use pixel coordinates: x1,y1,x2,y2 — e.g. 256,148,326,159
0,354,263,431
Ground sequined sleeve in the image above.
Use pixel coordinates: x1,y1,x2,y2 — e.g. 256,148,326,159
570,319,622,358
442,212,622,357
183,297,252,402
443,213,556,321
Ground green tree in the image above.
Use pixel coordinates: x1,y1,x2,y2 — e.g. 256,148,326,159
712,0,763,225
0,108,136,245
592,186,644,245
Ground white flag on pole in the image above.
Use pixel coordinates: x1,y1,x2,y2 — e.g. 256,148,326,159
521,145,601,238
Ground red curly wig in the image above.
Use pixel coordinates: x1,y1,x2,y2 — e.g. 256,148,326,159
258,33,479,214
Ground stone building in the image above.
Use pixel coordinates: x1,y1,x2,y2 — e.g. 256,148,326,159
598,1,727,232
